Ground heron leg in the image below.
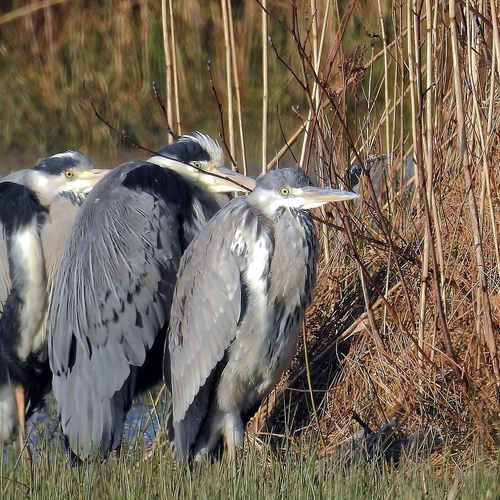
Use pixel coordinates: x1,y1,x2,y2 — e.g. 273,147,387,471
0,384,17,443
192,410,244,462
194,430,222,462
223,412,244,461
14,385,32,464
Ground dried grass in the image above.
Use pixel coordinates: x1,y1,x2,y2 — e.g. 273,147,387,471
248,0,500,461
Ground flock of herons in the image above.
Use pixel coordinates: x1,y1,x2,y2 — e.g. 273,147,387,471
0,132,360,465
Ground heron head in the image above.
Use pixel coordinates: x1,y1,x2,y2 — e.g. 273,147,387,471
149,132,255,194
251,167,360,215
28,151,108,206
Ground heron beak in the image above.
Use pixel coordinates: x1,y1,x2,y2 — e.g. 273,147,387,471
211,166,256,193
73,168,109,194
77,168,110,184
296,186,361,209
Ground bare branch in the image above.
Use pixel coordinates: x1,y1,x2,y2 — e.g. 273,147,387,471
152,81,178,141
206,61,239,170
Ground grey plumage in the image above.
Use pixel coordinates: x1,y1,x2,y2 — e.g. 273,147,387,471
165,166,360,462
48,133,255,461
0,151,106,446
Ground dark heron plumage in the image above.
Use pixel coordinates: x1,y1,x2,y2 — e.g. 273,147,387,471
0,151,107,450
164,166,360,463
48,133,255,461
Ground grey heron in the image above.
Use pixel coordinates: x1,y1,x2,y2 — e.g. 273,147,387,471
48,133,255,461
164,166,360,463
0,151,107,450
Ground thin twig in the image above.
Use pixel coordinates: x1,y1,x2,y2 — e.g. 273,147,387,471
152,81,178,141
206,61,238,169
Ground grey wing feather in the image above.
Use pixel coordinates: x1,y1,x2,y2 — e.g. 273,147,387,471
167,200,253,451
49,184,181,459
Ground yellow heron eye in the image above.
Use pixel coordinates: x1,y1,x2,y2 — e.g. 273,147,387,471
65,170,74,179
279,187,290,196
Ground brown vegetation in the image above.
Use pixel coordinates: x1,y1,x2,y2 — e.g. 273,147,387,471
249,0,500,464
1,0,500,463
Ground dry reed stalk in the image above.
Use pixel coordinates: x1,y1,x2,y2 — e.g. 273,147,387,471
317,0,331,67
449,0,500,387
221,0,235,158
161,0,174,144
490,0,500,73
424,0,446,382
486,25,498,142
376,0,390,194
0,0,67,26
140,0,150,85
425,0,446,320
168,0,181,137
226,0,248,173
406,0,431,377
261,0,269,174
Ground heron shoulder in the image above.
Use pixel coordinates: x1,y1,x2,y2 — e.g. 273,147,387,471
0,169,30,185
0,182,46,232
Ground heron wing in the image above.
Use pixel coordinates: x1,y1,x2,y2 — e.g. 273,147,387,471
0,224,9,314
166,198,274,457
0,172,29,312
49,164,189,459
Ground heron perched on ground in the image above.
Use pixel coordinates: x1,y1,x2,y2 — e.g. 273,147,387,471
0,151,107,450
164,166,360,463
49,132,255,461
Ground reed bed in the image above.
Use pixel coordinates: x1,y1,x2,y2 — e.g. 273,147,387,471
1,0,500,483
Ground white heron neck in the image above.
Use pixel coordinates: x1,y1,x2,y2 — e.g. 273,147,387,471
26,170,61,207
9,221,47,360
